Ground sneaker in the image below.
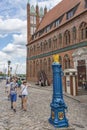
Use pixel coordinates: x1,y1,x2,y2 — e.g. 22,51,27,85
23,109,27,111
11,106,13,109
13,109,16,112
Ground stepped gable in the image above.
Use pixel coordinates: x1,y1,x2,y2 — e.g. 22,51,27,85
37,0,84,32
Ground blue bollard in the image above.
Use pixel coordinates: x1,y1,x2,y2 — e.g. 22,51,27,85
49,54,69,128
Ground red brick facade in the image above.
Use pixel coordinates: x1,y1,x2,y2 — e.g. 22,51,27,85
26,0,87,91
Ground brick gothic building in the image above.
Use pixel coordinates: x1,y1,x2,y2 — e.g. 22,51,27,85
26,0,87,94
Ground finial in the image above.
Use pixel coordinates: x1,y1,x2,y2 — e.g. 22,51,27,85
36,0,38,5
28,0,30,3
53,54,60,63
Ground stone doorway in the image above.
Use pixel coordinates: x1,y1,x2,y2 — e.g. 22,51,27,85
77,60,86,87
72,47,87,95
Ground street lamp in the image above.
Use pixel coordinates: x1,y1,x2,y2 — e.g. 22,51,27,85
10,67,12,76
7,60,11,77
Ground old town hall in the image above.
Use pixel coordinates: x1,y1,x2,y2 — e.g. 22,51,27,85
26,0,87,95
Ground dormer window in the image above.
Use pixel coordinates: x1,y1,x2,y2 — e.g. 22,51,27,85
85,0,87,8
47,26,51,32
67,4,79,20
55,19,60,27
54,15,63,27
67,10,74,19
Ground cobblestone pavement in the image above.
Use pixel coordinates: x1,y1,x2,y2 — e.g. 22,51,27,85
0,80,87,130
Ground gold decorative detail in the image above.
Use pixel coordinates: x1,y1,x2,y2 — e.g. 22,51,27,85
53,54,59,63
58,112,64,120
51,111,55,120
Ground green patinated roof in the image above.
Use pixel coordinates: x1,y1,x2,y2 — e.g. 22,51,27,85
27,0,30,3
39,7,44,16
30,5,36,14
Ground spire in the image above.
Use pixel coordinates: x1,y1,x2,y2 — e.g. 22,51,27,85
36,0,38,5
44,6,47,15
27,0,30,4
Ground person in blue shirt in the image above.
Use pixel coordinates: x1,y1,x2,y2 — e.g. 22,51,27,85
10,78,18,112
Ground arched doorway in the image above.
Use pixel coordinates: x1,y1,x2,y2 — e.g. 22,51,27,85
72,47,87,88
77,60,86,87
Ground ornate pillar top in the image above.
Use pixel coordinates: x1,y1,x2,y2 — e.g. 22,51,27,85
53,54,59,63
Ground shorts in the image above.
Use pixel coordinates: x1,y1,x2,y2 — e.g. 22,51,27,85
10,93,17,102
22,95,27,98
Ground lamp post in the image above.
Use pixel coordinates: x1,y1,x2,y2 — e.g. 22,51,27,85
7,60,11,77
49,54,68,128
10,67,12,77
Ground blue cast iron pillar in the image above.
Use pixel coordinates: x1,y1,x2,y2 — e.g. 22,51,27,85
49,55,69,128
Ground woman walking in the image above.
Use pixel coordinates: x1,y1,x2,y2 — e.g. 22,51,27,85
20,80,30,111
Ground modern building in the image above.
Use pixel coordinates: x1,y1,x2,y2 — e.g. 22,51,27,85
26,0,87,95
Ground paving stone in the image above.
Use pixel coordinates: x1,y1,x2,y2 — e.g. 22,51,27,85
0,80,87,130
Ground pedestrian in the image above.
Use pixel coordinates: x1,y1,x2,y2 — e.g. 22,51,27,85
82,78,86,89
5,79,10,100
20,80,31,111
10,78,18,112
17,78,22,89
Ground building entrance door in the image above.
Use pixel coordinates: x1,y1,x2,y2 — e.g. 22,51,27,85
77,60,86,87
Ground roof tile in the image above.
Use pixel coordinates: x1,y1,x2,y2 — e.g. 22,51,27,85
37,0,85,31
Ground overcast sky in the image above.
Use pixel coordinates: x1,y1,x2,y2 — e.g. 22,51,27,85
0,0,62,75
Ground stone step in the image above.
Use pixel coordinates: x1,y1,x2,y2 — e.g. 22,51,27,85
77,89,87,95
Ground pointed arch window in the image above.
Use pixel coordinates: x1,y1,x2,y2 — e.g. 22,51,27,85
36,60,39,76
64,30,70,45
30,61,32,77
59,33,62,48
33,45,36,55
33,61,35,77
40,59,42,71
59,56,62,65
63,54,70,69
43,59,47,73
40,42,43,52
53,36,57,49
48,58,51,72
72,26,76,41
48,38,52,49
79,22,87,40
85,0,87,8
44,40,47,50
85,27,87,38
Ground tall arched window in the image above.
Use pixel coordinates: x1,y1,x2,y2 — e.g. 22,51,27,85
59,56,62,65
40,59,42,71
48,58,51,72
53,36,57,49
36,60,39,77
72,26,76,42
44,40,47,50
27,47,29,57
64,30,70,45
33,45,36,55
85,27,87,38
30,61,32,77
48,38,52,49
59,33,62,48
30,46,33,56
33,61,35,77
43,59,47,73
79,22,87,40
63,54,70,69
